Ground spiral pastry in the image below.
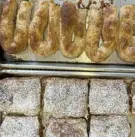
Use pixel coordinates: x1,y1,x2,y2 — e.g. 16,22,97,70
0,0,32,54
85,1,118,62
60,1,87,58
118,5,135,63
29,1,60,56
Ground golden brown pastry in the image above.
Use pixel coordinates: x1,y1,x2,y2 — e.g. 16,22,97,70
60,2,87,58
118,5,135,63
0,0,32,54
85,2,118,62
29,1,60,56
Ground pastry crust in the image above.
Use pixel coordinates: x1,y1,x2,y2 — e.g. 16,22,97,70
0,77,41,116
90,116,130,137
45,118,88,137
43,77,88,118
118,5,135,63
60,2,87,58
29,1,60,56
0,116,39,137
0,0,32,54
89,79,129,115
85,1,118,62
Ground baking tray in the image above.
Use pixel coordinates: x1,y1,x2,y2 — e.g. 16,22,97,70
0,73,135,137
0,0,135,75
0,0,135,63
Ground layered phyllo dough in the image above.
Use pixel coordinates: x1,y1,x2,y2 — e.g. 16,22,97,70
0,77,41,116
44,118,88,137
89,116,130,137
0,77,133,137
43,77,88,118
0,116,39,137
89,79,129,114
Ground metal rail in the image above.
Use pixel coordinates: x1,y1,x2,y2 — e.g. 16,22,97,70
1,69,135,78
1,62,135,73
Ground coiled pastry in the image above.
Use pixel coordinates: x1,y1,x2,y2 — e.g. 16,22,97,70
85,2,118,62
118,5,135,63
60,1,87,58
0,0,32,54
29,1,60,56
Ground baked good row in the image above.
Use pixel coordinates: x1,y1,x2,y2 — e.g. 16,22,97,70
0,77,134,137
1,77,134,116
0,0,135,63
0,116,130,137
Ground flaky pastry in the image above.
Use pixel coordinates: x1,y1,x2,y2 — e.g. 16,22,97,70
29,1,60,56
118,5,135,63
60,1,87,58
0,0,32,54
85,2,118,62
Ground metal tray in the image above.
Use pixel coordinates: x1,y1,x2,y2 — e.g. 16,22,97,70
0,73,135,137
0,0,135,76
0,0,135,64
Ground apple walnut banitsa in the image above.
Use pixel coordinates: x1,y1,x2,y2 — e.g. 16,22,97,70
43,77,89,118
0,77,41,116
45,118,88,137
0,116,40,137
0,77,134,137
89,116,130,137
0,0,135,63
89,79,129,115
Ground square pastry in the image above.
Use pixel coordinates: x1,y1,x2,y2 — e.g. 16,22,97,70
0,116,39,137
90,116,130,137
45,118,88,137
43,78,88,118
132,82,135,114
0,78,41,116
89,79,129,115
